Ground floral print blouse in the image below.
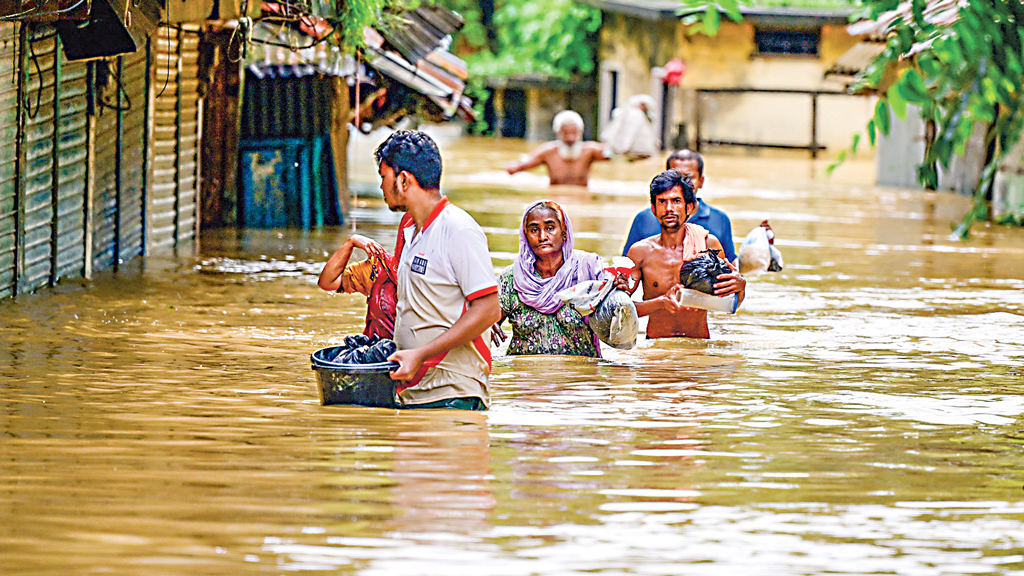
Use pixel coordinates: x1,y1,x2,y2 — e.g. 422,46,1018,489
498,266,599,357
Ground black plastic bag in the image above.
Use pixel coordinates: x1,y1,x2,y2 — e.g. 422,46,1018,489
330,334,396,364
340,334,376,351
678,249,730,295
338,339,397,364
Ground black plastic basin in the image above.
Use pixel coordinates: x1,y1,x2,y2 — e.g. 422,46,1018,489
311,345,400,408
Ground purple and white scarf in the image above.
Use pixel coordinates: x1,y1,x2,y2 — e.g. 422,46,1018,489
512,200,604,314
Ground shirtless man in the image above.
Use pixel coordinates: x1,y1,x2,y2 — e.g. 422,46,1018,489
627,170,746,339
505,110,611,187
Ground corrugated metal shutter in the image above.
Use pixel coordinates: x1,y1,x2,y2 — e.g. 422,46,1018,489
0,22,18,299
20,25,57,293
177,27,200,244
53,48,88,279
92,60,119,270
149,24,201,253
119,49,148,261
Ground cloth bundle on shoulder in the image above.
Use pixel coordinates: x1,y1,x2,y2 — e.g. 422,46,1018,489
738,220,784,274
679,249,731,295
331,334,397,364
556,266,638,349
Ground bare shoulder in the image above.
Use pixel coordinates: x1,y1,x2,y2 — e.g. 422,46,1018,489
531,141,560,156
584,141,609,158
627,236,659,265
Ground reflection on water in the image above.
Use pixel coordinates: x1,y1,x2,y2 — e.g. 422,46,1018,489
2,138,1024,575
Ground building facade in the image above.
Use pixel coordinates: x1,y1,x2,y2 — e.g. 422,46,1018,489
585,0,875,158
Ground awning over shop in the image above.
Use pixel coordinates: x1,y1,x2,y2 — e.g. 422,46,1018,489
242,3,474,128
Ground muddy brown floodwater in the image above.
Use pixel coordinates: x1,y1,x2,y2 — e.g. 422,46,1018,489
2,135,1024,575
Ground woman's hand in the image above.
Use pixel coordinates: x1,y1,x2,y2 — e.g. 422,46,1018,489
348,235,387,261
490,322,507,346
612,271,633,292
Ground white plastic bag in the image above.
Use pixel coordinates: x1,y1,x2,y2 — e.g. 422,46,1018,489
590,289,638,349
738,221,783,273
556,269,638,350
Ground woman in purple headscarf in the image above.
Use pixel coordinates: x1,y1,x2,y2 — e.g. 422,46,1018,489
497,200,609,356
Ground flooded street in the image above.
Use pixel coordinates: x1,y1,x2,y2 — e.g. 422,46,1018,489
3,135,1024,575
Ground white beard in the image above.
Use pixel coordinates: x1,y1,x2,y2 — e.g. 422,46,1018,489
557,141,583,160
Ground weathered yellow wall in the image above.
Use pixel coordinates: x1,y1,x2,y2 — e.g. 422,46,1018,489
599,14,875,157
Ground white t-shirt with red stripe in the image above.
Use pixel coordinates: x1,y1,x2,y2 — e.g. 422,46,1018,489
393,197,498,406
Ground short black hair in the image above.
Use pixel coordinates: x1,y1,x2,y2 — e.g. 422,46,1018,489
665,149,704,176
650,169,696,205
374,130,442,190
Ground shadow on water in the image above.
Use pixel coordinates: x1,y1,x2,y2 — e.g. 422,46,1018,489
2,136,1024,575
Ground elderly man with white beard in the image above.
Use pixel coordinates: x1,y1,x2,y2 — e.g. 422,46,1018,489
505,110,611,188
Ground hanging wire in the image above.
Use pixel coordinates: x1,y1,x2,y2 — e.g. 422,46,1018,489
1,0,88,21
155,25,174,99
23,30,45,119
352,53,360,233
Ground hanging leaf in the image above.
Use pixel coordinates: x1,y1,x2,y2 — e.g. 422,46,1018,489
874,99,892,135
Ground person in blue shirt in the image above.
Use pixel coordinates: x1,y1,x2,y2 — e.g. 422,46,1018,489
621,150,736,264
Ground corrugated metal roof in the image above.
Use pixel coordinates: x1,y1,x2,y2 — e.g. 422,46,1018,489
846,0,960,38
243,5,474,123
825,0,961,87
378,5,464,65
825,39,886,79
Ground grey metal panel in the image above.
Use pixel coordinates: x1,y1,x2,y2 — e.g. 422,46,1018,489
148,25,180,252
54,52,87,279
93,60,119,271
119,49,147,261
0,22,18,298
20,28,56,293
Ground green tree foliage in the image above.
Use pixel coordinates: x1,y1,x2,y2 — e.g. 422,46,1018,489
436,0,602,132
316,0,418,53
441,0,601,79
840,0,1024,237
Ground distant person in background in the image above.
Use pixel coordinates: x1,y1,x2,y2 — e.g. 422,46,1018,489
505,110,611,187
622,149,736,264
600,94,660,160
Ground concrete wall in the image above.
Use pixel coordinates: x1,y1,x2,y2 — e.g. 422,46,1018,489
598,14,876,157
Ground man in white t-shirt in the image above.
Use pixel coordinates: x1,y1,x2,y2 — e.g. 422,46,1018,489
375,130,501,410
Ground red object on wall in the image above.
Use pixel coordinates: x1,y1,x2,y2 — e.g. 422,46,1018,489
663,58,686,86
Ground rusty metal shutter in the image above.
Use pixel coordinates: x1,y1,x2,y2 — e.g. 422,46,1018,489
0,22,18,298
53,49,88,280
119,49,148,261
19,25,57,293
149,24,200,253
92,60,119,270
